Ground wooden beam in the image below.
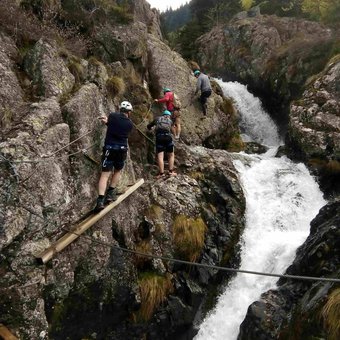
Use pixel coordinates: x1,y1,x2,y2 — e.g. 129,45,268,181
36,179,144,264
0,324,18,340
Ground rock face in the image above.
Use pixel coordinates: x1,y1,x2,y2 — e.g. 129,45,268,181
0,1,245,339
0,33,24,129
287,55,340,196
147,34,240,146
289,55,340,160
24,39,75,99
196,12,334,124
238,201,340,340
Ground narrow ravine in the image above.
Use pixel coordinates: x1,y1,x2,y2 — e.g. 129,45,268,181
195,81,327,340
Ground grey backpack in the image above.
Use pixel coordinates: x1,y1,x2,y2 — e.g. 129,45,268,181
156,115,172,132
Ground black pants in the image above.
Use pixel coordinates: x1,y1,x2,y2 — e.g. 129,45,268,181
200,90,211,114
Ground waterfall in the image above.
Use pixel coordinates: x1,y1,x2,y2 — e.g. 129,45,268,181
195,81,326,340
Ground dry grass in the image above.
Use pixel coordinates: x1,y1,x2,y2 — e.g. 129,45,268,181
134,240,152,268
67,57,85,83
325,160,340,174
144,205,164,220
135,272,173,322
173,215,207,262
189,171,205,180
106,76,126,97
188,60,200,71
309,159,340,175
321,288,340,340
220,97,236,117
227,135,245,152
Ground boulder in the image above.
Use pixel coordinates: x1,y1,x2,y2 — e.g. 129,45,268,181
129,0,163,39
23,39,75,99
95,21,149,66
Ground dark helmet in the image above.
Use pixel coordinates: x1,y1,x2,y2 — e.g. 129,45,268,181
194,70,201,76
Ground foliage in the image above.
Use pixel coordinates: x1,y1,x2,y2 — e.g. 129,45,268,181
241,0,254,10
176,19,203,60
0,0,88,56
302,0,340,25
60,0,133,33
162,0,242,59
321,288,340,340
173,215,207,262
135,272,173,322
161,3,191,32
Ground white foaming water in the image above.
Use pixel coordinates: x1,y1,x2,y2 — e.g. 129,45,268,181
215,79,282,147
195,81,326,340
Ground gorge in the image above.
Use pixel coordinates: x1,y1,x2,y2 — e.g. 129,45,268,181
0,1,339,339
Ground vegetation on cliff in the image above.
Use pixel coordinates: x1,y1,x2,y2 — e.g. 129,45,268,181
163,0,339,60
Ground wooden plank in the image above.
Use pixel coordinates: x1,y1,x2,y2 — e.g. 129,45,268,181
0,324,18,340
36,179,144,264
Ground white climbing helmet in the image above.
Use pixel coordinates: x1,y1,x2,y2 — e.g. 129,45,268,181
120,101,133,112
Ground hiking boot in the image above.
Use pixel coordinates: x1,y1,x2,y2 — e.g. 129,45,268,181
94,196,105,213
169,169,177,177
156,172,165,179
105,187,117,203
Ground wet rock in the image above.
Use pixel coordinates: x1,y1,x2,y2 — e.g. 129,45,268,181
244,142,268,154
239,200,340,339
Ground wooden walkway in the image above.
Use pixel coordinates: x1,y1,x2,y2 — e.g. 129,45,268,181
36,179,144,264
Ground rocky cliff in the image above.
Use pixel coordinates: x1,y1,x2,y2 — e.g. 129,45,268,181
1,2,339,339
0,1,244,339
288,55,340,197
196,10,334,126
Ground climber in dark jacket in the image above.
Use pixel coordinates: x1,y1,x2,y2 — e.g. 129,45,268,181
94,101,133,212
194,70,212,116
147,110,177,178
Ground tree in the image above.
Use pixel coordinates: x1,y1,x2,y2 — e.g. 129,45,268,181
302,0,340,24
240,0,254,10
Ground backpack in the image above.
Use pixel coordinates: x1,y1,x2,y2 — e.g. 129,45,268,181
173,93,182,110
156,115,172,132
